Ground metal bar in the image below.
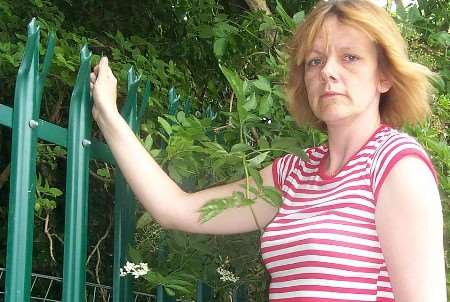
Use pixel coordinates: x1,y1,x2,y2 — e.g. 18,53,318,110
232,285,247,302
5,18,40,302
62,45,92,302
112,67,141,302
196,281,213,302
0,104,115,165
37,32,56,101
156,286,175,302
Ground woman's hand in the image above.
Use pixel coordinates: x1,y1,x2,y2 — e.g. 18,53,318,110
90,56,118,122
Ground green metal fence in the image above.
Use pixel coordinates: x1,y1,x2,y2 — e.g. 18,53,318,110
0,19,248,302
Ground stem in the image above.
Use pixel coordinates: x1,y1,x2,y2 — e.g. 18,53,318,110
242,157,261,231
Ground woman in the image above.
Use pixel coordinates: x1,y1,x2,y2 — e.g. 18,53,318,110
90,0,447,301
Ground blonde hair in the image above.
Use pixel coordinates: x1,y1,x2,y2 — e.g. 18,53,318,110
286,0,435,129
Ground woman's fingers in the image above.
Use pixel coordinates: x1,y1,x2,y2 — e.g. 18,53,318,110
90,56,118,120
97,56,109,79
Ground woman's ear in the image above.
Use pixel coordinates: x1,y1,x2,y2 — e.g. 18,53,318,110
378,79,392,93
378,70,393,94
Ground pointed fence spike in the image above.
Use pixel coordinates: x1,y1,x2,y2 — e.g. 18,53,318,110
137,80,151,126
37,31,56,102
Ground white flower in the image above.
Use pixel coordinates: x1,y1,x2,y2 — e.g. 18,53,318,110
216,265,239,283
120,261,150,279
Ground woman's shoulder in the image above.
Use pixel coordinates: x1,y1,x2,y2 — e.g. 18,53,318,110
371,124,426,157
369,125,437,199
275,144,328,164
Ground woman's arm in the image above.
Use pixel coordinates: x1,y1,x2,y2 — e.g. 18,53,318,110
375,155,447,302
90,57,278,234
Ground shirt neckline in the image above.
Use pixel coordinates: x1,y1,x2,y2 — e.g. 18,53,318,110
318,124,388,180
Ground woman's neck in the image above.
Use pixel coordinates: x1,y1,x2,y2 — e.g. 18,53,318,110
324,117,381,176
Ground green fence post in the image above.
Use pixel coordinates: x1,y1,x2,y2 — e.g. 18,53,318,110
233,284,248,302
197,280,214,302
61,45,92,302
113,67,150,301
5,18,54,302
156,285,176,302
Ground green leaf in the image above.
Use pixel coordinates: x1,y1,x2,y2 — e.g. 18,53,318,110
292,11,305,25
428,31,450,47
253,76,271,92
197,25,214,38
243,92,257,111
166,284,191,294
48,187,63,197
219,65,246,121
430,73,446,93
258,136,270,149
128,246,143,263
214,37,227,57
276,0,295,29
150,149,161,157
272,137,308,160
231,143,252,153
136,212,153,229
259,94,273,115
176,111,186,123
248,151,269,168
248,167,263,188
262,186,282,207
144,134,153,150
158,116,172,135
219,65,244,102
164,287,175,296
201,141,228,154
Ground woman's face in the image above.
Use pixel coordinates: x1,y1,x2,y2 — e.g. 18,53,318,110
304,16,391,127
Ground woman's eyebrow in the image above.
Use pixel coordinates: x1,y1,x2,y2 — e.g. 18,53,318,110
309,49,325,55
339,46,360,52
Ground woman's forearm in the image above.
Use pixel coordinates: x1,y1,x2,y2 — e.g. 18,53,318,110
95,110,188,228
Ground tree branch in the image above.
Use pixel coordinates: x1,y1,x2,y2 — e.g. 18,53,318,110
244,0,271,14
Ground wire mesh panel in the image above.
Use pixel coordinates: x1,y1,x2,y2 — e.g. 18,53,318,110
0,268,154,302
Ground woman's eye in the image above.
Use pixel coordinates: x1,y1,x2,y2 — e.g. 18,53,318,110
307,58,322,67
344,54,359,62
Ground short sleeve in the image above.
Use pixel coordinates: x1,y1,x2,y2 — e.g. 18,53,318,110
370,133,437,201
272,154,300,191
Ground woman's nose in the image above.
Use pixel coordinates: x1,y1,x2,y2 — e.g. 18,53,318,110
320,58,338,82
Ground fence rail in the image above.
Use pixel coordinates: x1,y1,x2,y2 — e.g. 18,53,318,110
0,268,155,302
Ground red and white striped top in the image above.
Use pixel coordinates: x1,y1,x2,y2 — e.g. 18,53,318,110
261,125,436,302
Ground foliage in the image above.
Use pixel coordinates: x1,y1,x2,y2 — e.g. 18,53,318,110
0,0,449,300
